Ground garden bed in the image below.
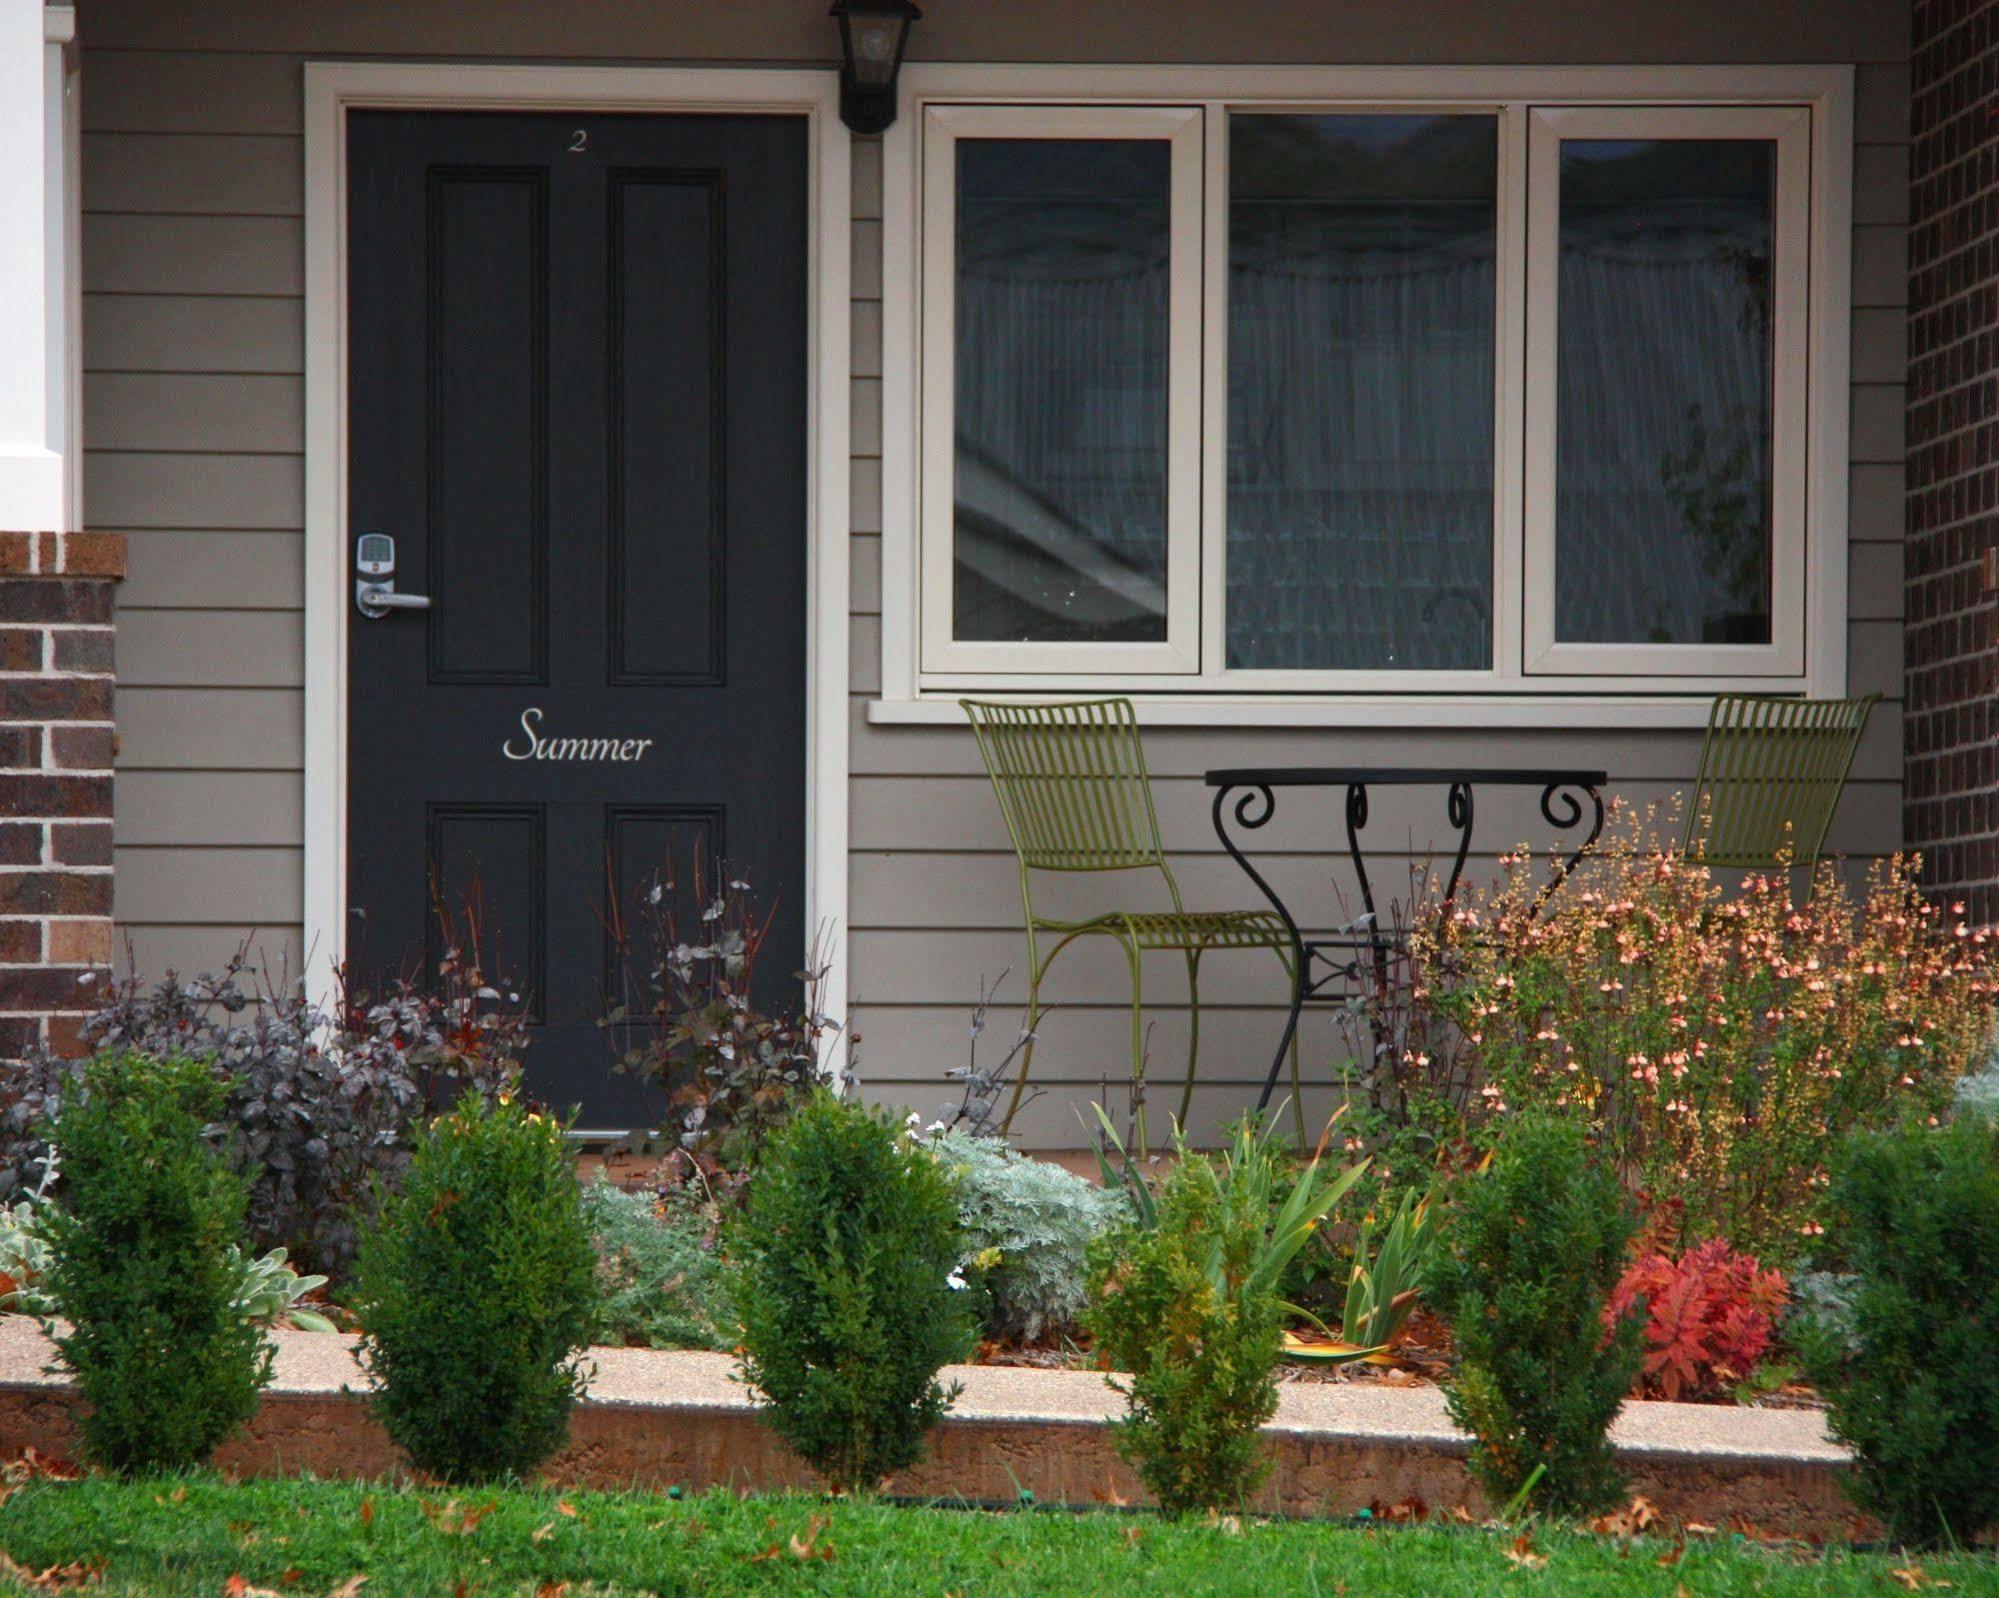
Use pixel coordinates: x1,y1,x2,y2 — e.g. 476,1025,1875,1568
0,1317,1862,1542
981,1309,1826,1408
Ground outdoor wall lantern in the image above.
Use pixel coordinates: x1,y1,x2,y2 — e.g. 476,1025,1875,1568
831,0,921,135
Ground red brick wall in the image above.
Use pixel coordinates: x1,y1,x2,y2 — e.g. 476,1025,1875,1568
0,532,123,1059
1906,0,1999,922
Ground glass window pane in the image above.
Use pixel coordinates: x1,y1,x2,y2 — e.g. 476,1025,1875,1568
1555,139,1776,646
1227,114,1497,672
953,139,1171,644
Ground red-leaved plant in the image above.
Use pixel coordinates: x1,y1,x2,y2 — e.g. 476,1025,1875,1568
1605,1236,1789,1401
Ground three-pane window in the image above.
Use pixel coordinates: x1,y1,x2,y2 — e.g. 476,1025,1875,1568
913,94,1822,695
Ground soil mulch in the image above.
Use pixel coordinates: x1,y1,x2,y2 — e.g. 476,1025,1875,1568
972,1306,1822,1410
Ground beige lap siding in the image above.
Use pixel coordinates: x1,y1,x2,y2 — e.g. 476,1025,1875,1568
0,532,123,1060
75,0,1910,1142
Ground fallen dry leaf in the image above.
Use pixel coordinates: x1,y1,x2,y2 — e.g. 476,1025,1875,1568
220,1577,284,1598
788,1514,835,1562
357,1498,375,1529
0,1548,103,1591
534,1584,568,1598
1892,1568,1953,1591
1370,1497,1428,1525
1503,1533,1547,1571
1589,1495,1664,1538
325,1579,368,1598
2,1450,81,1487
1655,1542,1685,1568
556,1500,579,1519
531,1522,556,1545
420,1498,494,1537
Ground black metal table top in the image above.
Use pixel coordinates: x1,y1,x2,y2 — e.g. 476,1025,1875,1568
1205,765,1609,789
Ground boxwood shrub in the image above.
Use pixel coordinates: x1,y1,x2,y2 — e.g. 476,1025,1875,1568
352,1093,596,1482
39,1051,273,1474
731,1093,974,1493
1803,1114,1999,1547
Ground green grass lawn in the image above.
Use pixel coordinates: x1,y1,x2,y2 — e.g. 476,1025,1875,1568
0,1476,1994,1597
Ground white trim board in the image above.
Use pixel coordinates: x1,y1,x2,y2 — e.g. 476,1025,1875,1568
868,694,1774,730
302,63,852,1072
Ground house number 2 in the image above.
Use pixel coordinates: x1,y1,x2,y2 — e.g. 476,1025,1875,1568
568,128,588,153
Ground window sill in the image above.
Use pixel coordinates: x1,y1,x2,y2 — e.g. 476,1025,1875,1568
865,694,1741,731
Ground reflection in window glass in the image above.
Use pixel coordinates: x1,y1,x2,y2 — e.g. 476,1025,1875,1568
953,139,1171,644
1227,114,1497,671
1555,139,1776,646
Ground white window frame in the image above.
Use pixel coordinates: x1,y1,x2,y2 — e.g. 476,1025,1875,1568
874,65,1854,729
920,104,1204,675
1522,103,1813,678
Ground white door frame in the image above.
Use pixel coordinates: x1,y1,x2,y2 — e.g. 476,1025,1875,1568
301,62,852,1057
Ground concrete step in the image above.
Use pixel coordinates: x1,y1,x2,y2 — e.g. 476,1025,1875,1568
0,1316,1861,1539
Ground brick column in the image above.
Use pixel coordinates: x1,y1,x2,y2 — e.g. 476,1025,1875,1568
0,531,122,1060
1906,0,1999,923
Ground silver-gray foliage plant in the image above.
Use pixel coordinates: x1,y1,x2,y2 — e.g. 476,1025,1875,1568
578,1179,736,1352
929,1129,1128,1343
1954,1050,1999,1121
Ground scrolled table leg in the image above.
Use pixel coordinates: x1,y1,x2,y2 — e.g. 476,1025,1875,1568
1532,780,1607,915
1442,780,1475,909
1211,783,1308,1115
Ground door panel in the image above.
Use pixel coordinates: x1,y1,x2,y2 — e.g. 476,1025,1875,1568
609,170,724,686
346,110,809,1131
426,803,548,1020
427,167,549,685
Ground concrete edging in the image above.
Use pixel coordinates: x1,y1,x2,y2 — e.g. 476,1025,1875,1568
0,1316,1862,1537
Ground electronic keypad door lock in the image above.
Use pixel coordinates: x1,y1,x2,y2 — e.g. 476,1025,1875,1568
354,532,432,619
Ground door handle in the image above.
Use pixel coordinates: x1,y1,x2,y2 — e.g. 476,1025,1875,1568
356,582,432,619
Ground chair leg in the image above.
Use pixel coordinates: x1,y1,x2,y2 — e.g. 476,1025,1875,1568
1001,964,1044,1137
1122,934,1149,1158
1177,945,1207,1128
1002,924,1054,1136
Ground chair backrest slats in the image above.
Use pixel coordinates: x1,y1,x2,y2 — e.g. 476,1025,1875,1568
1683,693,1879,871
961,698,1167,872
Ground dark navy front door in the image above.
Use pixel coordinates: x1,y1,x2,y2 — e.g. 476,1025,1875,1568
345,110,809,1129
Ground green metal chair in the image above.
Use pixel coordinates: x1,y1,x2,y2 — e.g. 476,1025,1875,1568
1682,693,1880,874
961,698,1298,1144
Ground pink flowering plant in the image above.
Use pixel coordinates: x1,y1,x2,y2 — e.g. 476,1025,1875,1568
1413,808,1995,1261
